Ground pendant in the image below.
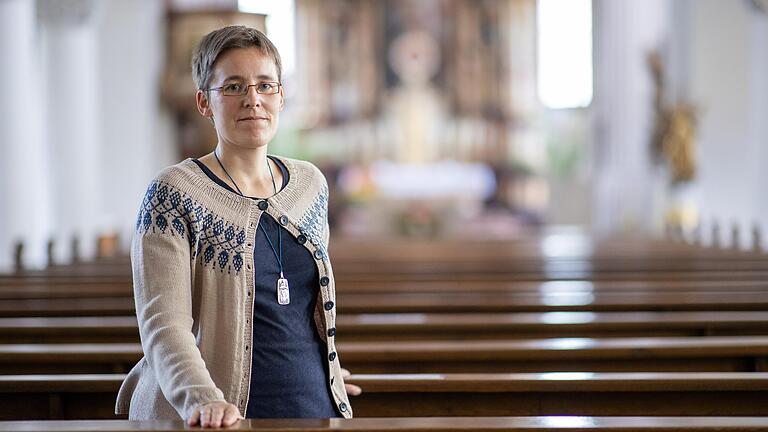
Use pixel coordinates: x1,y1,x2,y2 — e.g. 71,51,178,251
277,273,290,305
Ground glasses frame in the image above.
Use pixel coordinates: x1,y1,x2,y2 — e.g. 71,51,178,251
206,81,282,97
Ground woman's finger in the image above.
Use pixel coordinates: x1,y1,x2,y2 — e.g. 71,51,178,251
200,406,212,427
222,405,243,427
345,382,362,396
188,409,201,426
341,368,351,378
209,406,225,428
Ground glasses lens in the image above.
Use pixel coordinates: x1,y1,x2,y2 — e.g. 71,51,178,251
222,84,245,96
257,83,279,95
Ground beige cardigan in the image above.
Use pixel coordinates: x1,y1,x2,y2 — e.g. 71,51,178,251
115,157,353,420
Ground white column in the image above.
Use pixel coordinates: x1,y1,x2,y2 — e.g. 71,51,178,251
591,0,670,233
38,0,101,262
0,0,51,271
96,0,175,250
751,10,768,249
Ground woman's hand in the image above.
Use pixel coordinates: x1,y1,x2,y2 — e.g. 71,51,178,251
341,368,362,396
187,401,243,428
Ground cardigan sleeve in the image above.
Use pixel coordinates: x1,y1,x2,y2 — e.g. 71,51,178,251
131,180,226,419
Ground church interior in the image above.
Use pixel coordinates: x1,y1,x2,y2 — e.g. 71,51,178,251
1,0,768,429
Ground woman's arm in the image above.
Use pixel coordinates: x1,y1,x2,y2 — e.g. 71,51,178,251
132,182,228,420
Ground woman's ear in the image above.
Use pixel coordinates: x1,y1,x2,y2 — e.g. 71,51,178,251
196,90,212,117
279,86,285,112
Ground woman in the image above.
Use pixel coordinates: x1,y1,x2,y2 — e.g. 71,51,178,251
115,25,360,428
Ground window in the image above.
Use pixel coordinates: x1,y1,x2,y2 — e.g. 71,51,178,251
238,0,296,77
536,0,593,109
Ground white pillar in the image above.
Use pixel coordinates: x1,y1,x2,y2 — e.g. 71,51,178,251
38,0,101,262
751,9,768,249
96,0,174,250
592,0,670,234
0,0,51,271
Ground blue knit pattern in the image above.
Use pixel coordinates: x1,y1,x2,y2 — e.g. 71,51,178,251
296,184,329,257
136,181,247,274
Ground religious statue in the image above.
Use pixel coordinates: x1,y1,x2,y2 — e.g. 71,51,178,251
648,50,697,183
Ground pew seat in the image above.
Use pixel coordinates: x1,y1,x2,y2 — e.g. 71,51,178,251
3,279,768,299
4,336,768,374
7,311,768,343
9,291,768,317
347,372,768,416
3,372,768,419
5,417,768,432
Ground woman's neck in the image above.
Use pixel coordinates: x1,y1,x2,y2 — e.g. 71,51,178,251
204,143,281,197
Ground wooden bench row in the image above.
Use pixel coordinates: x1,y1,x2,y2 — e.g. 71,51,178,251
9,290,768,317
6,416,768,431
6,278,768,299
5,311,768,343
6,268,768,284
4,278,768,298
2,336,768,375
3,372,768,419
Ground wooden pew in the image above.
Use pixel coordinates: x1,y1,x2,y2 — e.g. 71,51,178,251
10,290,768,317
5,267,768,284
3,336,768,375
0,344,139,374
346,372,768,417
332,270,768,284
5,279,768,303
12,235,768,267
4,372,768,419
0,298,135,317
6,417,768,431
8,311,768,343
6,238,768,284
335,279,768,294
340,336,768,373
0,317,138,344
337,311,768,341
337,290,768,313
0,374,123,420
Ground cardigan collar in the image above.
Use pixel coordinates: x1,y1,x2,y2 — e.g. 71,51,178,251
173,157,322,229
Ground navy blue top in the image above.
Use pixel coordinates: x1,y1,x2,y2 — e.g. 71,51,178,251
192,157,339,419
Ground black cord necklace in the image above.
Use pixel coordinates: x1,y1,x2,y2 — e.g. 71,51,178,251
214,149,290,305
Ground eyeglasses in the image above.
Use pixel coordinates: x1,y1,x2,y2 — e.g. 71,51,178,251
206,82,281,96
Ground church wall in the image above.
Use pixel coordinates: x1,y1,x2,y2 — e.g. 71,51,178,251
682,0,768,247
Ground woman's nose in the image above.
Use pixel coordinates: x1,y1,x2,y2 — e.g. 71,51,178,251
242,86,261,107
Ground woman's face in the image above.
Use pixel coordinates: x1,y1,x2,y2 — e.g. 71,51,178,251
196,47,284,150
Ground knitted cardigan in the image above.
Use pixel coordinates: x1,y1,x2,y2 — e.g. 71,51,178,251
114,157,353,420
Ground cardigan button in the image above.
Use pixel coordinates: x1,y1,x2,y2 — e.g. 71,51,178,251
324,301,334,311
279,215,289,225
314,250,324,260
339,403,348,413
327,327,336,337
320,276,329,286
328,352,337,361
258,200,268,211
296,235,307,244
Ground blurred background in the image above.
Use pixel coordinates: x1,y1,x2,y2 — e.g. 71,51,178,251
0,0,766,270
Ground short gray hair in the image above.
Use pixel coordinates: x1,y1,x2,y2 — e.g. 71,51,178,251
191,25,282,91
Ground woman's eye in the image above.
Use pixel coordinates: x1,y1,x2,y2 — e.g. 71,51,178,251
224,84,243,93
258,83,274,92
